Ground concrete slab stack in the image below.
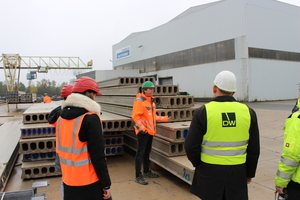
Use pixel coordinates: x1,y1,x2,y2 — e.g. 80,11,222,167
22,103,61,124
6,91,25,103
97,77,196,121
101,111,134,157
97,76,197,184
20,101,136,179
6,91,36,103
20,102,62,179
156,121,191,142
98,76,155,87
21,123,56,139
20,93,37,103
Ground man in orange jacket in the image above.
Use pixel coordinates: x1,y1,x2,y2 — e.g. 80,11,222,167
43,93,52,103
132,81,171,185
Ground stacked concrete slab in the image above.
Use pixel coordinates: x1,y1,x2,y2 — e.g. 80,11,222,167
20,102,62,179
101,111,134,156
97,77,196,184
97,77,196,121
20,101,136,179
6,91,36,103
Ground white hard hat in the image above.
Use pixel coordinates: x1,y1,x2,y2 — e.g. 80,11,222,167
213,70,237,92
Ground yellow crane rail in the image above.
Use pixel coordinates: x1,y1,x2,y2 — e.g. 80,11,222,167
0,54,93,91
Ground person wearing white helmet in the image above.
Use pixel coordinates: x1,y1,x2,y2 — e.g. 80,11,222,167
185,70,260,200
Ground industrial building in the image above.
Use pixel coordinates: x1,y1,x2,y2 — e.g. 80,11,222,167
111,0,300,101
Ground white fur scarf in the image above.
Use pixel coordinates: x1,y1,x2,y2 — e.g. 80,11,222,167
62,93,101,115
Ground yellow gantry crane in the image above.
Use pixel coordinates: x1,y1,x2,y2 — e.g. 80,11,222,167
0,53,93,91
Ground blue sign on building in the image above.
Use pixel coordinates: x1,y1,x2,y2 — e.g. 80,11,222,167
116,46,131,60
117,50,130,59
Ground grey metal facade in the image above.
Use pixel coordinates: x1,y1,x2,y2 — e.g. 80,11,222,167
112,0,300,101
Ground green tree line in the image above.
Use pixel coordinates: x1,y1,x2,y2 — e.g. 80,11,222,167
0,78,75,97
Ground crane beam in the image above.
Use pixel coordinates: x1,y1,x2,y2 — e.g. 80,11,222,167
0,54,93,92
0,55,92,70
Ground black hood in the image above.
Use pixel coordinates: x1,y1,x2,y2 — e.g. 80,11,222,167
60,106,88,120
60,93,101,120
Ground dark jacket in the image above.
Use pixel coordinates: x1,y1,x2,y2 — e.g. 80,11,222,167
184,96,260,200
57,93,111,200
292,99,299,113
48,105,61,124
47,105,62,172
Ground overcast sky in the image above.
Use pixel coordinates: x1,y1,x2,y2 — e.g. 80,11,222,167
0,0,299,86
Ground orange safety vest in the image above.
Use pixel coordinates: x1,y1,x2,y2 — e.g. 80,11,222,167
43,95,52,103
55,112,99,186
132,93,168,136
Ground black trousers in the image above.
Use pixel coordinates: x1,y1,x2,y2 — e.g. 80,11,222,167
286,180,300,200
135,133,153,178
64,181,112,200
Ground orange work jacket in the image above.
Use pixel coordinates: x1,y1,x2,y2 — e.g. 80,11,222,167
132,93,168,136
54,112,99,186
43,95,52,103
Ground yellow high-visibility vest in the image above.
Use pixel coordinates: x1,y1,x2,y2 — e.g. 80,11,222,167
201,101,250,165
275,111,300,188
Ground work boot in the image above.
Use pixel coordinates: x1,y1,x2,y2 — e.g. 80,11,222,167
143,170,159,178
135,174,148,185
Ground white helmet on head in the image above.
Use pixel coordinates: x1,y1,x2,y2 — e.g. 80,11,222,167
213,70,237,92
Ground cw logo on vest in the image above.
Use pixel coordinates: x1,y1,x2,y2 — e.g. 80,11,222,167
222,112,236,127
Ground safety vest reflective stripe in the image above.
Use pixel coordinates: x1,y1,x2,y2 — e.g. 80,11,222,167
277,170,293,179
280,156,299,167
134,124,155,131
202,140,248,147
56,112,99,186
201,101,250,165
137,96,146,102
60,157,91,167
275,111,300,188
134,125,144,131
202,148,247,156
57,115,88,155
136,96,156,109
134,121,147,131
132,93,165,136
134,120,155,128
157,116,168,122
133,97,155,131
57,145,88,154
135,120,155,126
140,120,155,124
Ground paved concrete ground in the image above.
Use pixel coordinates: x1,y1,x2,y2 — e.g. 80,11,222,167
1,100,295,199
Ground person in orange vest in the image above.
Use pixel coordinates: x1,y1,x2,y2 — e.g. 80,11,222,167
43,93,52,103
132,81,171,185
52,77,112,200
48,84,73,199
